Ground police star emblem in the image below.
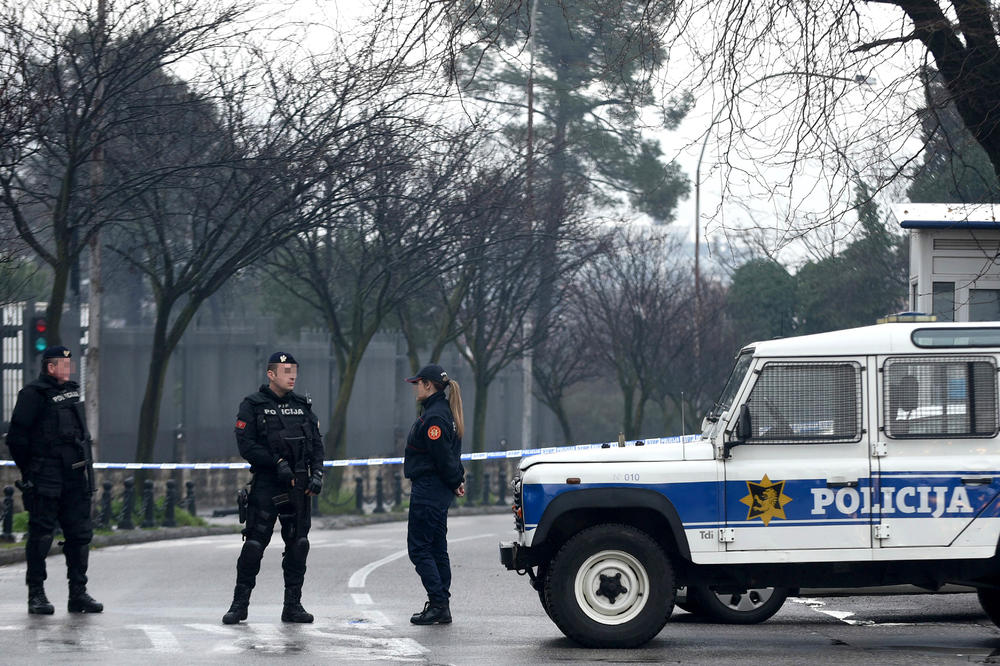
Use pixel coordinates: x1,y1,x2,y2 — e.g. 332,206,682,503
279,354,287,363
740,475,792,526
63,349,70,357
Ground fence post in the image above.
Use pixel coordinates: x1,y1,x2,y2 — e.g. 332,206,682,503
355,476,364,514
482,473,490,505
1,486,14,542
374,475,386,513
141,479,155,528
496,466,507,505
119,477,135,530
163,479,176,527
393,472,402,508
100,481,113,528
465,474,474,506
185,480,196,517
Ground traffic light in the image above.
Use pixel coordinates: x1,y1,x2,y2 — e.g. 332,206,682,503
29,316,47,358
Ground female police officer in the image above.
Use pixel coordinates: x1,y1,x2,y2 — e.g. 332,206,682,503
403,363,465,625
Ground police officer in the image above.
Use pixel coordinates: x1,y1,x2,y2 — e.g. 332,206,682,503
6,346,101,615
222,352,324,625
403,363,466,625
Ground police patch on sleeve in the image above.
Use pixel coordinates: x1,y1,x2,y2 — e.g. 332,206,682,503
236,420,247,430
427,425,442,440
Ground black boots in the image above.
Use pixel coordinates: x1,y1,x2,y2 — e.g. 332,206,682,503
410,600,451,625
68,585,103,613
27,585,54,615
281,586,314,623
222,584,252,624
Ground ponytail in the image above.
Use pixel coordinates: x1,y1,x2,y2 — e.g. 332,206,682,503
446,380,464,439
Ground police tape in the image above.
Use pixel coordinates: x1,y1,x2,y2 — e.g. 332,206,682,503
0,434,702,470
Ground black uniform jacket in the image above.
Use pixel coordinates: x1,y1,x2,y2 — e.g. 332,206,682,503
234,385,324,477
6,373,88,494
403,390,464,491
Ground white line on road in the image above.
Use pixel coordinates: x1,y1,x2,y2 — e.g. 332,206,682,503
347,533,496,589
130,624,183,652
352,593,373,604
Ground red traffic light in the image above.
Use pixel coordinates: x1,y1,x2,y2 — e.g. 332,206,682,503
33,318,47,333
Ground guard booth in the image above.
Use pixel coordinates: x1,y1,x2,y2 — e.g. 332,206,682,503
893,203,1000,322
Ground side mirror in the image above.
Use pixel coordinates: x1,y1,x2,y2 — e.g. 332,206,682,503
737,403,752,441
724,404,752,458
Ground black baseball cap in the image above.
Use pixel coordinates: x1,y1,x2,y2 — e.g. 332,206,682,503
42,346,72,360
405,364,449,384
268,351,297,365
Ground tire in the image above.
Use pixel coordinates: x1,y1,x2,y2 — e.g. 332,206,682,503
545,524,673,648
535,564,555,621
687,585,789,624
977,588,1000,627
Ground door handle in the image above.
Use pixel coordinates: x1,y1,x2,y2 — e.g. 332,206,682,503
961,476,993,486
826,478,858,488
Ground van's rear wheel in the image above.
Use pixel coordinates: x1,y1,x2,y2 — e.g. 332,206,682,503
545,524,673,648
687,586,789,624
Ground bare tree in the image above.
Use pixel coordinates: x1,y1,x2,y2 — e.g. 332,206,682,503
574,227,692,439
664,0,1000,250
263,122,495,490
0,0,254,343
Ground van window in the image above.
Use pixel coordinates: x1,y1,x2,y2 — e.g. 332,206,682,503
883,356,998,439
745,362,862,444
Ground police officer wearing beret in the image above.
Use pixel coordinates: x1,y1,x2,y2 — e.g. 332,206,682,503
404,363,466,625
6,346,101,615
222,352,324,625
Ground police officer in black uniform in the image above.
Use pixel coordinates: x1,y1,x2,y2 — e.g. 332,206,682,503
222,352,324,625
403,364,466,625
6,346,102,615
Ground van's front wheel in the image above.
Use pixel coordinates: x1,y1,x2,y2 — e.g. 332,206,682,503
978,588,1000,628
545,524,673,648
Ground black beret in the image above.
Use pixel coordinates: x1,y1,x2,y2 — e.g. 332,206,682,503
42,346,72,360
268,351,297,365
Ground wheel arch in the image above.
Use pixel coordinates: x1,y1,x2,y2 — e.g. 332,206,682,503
533,487,692,562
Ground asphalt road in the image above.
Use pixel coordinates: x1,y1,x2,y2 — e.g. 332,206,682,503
2,513,1000,664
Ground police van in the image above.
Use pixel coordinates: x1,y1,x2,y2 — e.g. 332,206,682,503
500,321,1000,648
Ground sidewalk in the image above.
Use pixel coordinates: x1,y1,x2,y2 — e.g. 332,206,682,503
0,504,511,567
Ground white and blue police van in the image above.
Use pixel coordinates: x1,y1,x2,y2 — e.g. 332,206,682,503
500,321,1000,647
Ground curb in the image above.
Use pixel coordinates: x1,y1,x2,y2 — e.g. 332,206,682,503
0,505,511,567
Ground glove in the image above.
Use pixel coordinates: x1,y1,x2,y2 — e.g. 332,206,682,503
15,478,36,512
276,459,294,486
307,470,323,495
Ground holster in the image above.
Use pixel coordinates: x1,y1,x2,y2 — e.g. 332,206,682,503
237,487,249,524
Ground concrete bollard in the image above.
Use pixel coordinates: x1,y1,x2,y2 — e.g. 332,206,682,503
482,473,490,505
394,473,402,507
163,479,176,527
185,480,196,517
141,479,155,528
1,486,14,542
100,481,113,529
355,476,364,514
119,478,136,530
374,475,386,514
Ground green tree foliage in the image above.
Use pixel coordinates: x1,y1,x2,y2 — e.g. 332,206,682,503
796,184,908,334
908,68,1000,204
726,259,797,347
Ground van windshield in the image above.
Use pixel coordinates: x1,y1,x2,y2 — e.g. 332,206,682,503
707,350,754,422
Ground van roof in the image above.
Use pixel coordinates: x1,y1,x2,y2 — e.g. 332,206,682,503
746,322,1000,358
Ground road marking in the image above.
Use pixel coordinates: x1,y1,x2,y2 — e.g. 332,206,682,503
129,625,182,652
790,597,895,627
348,532,496,589
352,593,373,605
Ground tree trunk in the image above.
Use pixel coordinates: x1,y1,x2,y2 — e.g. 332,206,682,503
45,261,71,347
325,341,371,495
468,373,490,493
